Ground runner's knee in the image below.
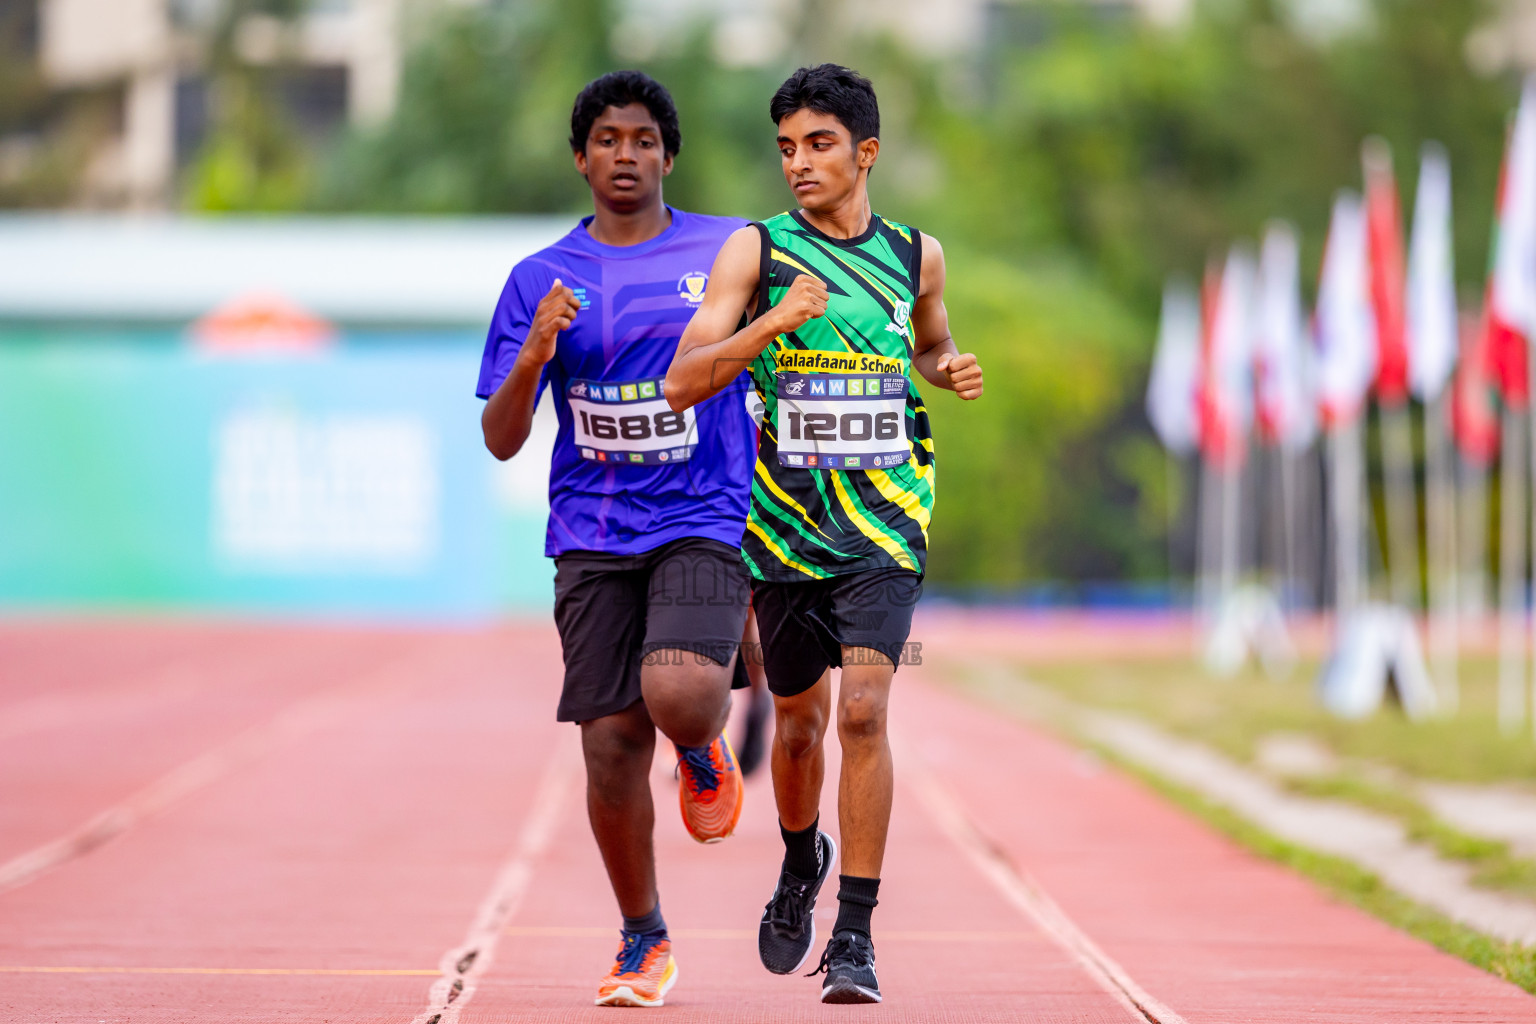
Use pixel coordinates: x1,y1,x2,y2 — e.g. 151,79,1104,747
774,700,827,759
837,689,887,743
641,653,732,745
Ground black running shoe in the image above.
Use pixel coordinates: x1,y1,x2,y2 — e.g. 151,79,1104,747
810,931,881,1004
758,830,836,974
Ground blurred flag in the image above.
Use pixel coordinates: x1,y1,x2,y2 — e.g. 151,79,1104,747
1314,192,1377,427
1454,310,1500,464
1198,247,1256,466
1407,142,1459,401
1147,278,1202,454
1485,79,1536,410
1254,222,1316,451
1363,138,1410,406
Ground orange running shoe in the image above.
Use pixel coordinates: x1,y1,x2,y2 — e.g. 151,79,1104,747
595,931,677,1007
676,735,745,843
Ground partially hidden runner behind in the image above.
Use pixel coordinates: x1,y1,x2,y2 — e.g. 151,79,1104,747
477,71,756,1009
665,63,985,1005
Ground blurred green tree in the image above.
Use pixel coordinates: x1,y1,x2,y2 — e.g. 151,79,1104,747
184,0,314,211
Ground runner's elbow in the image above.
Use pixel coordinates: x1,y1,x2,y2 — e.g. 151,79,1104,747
663,373,694,413
482,424,524,461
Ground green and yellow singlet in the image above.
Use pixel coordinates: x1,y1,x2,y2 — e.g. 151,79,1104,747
742,210,935,581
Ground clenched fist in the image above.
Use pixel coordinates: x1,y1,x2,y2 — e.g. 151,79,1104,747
520,278,581,366
937,352,984,400
770,274,828,335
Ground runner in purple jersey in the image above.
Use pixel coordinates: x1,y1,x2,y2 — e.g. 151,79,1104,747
477,71,754,1009
475,210,753,555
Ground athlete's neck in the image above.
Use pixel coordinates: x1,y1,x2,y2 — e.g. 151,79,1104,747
797,187,872,240
586,196,672,248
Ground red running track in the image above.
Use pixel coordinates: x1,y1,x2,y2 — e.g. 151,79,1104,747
0,617,1533,1023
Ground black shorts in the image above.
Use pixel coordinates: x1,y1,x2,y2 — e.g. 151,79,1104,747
552,537,751,723
749,567,922,698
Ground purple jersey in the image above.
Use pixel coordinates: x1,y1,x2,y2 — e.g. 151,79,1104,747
476,208,755,557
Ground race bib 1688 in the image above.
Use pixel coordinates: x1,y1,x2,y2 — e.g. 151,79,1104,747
568,377,696,466
775,371,910,471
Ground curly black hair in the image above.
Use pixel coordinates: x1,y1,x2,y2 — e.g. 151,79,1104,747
569,70,682,157
769,64,879,142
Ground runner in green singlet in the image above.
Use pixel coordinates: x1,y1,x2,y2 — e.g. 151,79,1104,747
665,64,984,1005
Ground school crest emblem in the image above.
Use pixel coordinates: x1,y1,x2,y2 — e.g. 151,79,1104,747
678,272,709,306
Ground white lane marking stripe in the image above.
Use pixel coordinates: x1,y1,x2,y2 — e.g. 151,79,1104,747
411,731,579,1024
894,729,1189,1024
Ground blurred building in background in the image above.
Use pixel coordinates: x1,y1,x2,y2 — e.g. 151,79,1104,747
11,0,415,208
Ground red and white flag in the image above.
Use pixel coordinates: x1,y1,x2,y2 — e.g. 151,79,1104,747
1197,247,1256,467
1407,142,1458,402
1314,192,1377,427
1146,278,1202,455
1363,138,1410,406
1453,309,1500,464
1254,221,1316,451
1484,78,1536,411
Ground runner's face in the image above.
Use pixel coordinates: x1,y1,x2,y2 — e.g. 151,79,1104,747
575,103,673,214
776,109,878,214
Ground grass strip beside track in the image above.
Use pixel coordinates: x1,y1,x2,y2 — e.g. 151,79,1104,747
973,655,1536,903
1018,655,1536,783
1284,773,1536,902
1097,747,1536,996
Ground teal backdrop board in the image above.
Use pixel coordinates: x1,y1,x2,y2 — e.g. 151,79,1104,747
0,333,554,620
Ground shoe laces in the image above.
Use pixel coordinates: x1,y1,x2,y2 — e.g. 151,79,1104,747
807,932,871,978
614,930,662,975
765,871,814,932
676,744,720,796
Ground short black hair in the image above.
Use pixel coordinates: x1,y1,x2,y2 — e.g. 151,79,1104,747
769,64,879,143
569,70,682,157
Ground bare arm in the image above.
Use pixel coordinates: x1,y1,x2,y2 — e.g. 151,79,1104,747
909,233,983,400
665,226,828,412
480,279,580,460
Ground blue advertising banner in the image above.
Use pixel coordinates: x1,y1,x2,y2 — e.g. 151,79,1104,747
0,332,555,621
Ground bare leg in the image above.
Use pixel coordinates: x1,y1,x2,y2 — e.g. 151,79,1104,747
836,648,894,878
580,702,659,918
770,669,831,831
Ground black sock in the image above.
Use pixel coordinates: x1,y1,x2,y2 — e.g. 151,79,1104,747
833,875,880,938
622,903,666,936
781,816,821,879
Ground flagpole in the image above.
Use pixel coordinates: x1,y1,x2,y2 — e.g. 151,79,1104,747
1461,450,1491,619
1380,403,1420,608
1166,449,1183,605
1498,403,1527,734
1426,393,1459,712
1198,452,1220,639
1331,418,1365,621
1528,349,1536,740
1220,456,1241,614
1279,444,1299,608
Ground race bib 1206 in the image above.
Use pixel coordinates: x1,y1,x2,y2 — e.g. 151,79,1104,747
775,371,910,470
568,377,696,466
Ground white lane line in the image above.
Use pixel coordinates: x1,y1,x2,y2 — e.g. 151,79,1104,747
410,730,580,1024
894,729,1189,1024
0,658,424,896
